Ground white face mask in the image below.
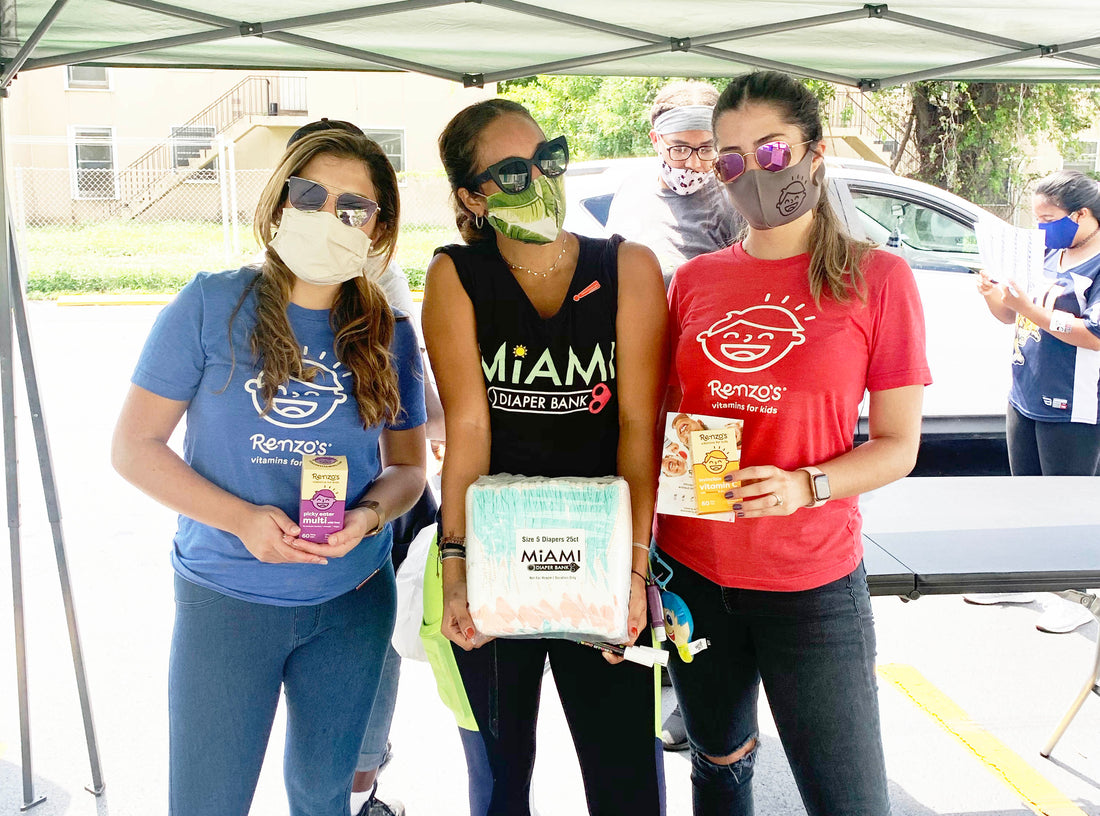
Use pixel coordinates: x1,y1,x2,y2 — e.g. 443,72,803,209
269,207,387,286
659,161,710,196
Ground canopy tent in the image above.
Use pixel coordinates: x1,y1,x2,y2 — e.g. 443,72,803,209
2,0,1100,93
2,0,1100,812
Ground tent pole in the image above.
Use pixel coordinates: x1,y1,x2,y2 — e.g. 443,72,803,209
0,0,69,90
8,224,105,796
0,83,46,816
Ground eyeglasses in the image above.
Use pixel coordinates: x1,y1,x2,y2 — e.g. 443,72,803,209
285,176,379,228
469,136,569,195
713,140,814,183
660,137,718,163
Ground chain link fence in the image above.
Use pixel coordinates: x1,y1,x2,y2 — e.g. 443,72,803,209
13,166,459,296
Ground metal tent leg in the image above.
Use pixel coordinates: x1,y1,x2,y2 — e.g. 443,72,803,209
9,229,105,794
1040,590,1100,758
0,75,46,815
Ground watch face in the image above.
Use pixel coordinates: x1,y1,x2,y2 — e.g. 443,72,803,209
812,473,831,501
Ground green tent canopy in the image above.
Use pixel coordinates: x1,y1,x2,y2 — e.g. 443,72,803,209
2,0,1100,91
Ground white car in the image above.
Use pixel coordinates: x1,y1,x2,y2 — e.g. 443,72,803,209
564,158,1015,441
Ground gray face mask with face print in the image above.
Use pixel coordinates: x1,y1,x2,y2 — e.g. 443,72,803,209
722,148,825,230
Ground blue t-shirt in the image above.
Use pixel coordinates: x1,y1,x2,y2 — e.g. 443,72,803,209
1009,250,1100,424
131,267,426,605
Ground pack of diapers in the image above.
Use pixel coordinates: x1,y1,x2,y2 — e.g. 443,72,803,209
465,475,632,641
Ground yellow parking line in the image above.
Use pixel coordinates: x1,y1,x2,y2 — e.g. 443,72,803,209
878,664,1085,816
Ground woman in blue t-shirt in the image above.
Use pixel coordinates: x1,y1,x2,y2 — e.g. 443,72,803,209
111,130,427,816
970,170,1100,631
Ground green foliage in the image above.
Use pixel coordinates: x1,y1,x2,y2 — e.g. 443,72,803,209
21,220,451,297
499,75,838,160
899,82,1100,213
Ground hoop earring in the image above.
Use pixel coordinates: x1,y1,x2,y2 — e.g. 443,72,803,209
474,213,484,229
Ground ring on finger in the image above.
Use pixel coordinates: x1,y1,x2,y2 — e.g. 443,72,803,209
772,492,783,507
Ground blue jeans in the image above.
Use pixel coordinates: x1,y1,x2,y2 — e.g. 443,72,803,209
358,643,401,772
660,551,889,816
169,567,396,816
459,726,493,816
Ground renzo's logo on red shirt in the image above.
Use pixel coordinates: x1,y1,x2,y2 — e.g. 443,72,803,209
695,303,810,373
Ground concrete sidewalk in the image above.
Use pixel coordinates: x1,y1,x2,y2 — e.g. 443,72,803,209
3,302,1100,815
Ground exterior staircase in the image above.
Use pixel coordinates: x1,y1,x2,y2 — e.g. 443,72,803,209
111,75,307,218
824,89,919,176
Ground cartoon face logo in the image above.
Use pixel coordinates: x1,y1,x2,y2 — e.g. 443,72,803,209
776,180,807,216
696,305,807,373
702,449,729,474
310,489,336,510
244,348,349,428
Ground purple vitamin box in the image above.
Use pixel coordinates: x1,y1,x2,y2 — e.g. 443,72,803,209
299,454,348,543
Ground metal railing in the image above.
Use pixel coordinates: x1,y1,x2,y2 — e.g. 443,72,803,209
113,75,307,216
825,88,920,176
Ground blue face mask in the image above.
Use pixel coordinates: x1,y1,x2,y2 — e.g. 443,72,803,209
1038,215,1079,250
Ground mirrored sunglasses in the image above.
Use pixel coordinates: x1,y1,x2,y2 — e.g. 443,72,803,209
285,176,379,228
713,140,814,183
469,135,569,195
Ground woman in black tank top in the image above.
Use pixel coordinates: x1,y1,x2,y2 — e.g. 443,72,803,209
423,100,668,815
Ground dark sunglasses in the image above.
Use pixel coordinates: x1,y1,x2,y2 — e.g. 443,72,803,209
469,135,569,195
285,176,379,228
713,140,814,183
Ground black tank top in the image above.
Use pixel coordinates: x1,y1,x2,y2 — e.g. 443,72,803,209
436,234,622,478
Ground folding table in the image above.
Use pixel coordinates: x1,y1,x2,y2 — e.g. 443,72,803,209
860,477,1100,758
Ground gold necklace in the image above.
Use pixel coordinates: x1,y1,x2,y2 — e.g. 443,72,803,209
502,234,568,278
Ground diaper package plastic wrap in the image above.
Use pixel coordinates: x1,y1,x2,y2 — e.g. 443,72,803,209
465,474,632,641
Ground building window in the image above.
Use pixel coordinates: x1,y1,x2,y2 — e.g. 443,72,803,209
71,127,117,199
66,65,110,90
171,125,218,182
364,129,405,173
1064,140,1099,176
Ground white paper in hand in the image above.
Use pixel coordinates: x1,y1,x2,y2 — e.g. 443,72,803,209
976,215,1045,292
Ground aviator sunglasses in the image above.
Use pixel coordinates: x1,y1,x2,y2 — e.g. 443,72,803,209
713,140,814,183
285,176,380,228
469,135,569,195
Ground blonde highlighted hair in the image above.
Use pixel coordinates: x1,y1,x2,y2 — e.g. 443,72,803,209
239,129,402,428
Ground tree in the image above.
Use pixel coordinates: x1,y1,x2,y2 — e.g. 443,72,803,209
498,75,833,161
893,82,1100,216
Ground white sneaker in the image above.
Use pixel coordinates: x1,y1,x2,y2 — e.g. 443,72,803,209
1036,599,1095,634
963,592,1039,605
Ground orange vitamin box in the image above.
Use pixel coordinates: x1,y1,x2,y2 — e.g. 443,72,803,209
689,428,740,514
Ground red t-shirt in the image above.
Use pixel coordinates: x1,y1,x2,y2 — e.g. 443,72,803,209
655,243,931,591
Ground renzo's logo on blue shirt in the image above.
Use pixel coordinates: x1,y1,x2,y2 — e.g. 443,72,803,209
244,347,351,429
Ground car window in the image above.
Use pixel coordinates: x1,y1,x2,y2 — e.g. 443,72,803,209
850,189,980,260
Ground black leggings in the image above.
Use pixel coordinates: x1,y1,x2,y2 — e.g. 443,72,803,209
1007,403,1100,475
452,635,664,816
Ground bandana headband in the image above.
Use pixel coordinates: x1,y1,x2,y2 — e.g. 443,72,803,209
653,105,714,135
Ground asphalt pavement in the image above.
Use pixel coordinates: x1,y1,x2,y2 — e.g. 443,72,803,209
1,301,1099,816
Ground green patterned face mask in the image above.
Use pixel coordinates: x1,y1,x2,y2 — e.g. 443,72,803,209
484,174,566,244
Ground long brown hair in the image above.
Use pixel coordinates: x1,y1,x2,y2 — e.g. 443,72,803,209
438,98,540,244
242,129,402,428
715,71,873,305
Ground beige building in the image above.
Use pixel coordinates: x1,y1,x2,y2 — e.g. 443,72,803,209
4,65,493,225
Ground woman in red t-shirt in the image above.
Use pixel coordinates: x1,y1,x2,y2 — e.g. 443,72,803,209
655,70,930,815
